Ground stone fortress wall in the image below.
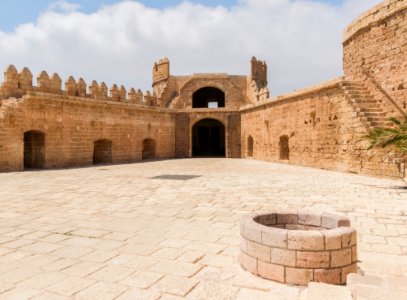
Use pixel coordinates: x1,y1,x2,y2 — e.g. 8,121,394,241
240,0,407,178
0,66,175,171
343,0,407,118
0,0,406,178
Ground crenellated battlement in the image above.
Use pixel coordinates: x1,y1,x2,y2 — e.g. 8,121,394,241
250,56,267,86
0,0,405,180
0,65,160,107
152,57,170,84
248,57,270,102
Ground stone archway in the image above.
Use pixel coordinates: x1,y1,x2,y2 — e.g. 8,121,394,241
142,138,156,160
279,135,289,160
24,130,45,169
192,118,225,157
93,139,112,164
192,87,225,108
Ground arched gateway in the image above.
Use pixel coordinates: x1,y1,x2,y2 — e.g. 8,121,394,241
192,87,225,108
192,119,225,157
24,130,45,169
142,138,156,160
93,139,112,164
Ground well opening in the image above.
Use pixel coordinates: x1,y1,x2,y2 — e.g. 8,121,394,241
240,210,357,286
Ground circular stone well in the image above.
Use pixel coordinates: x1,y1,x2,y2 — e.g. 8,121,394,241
239,210,357,285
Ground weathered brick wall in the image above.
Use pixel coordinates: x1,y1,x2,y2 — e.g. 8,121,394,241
343,0,407,117
0,94,175,171
240,79,405,178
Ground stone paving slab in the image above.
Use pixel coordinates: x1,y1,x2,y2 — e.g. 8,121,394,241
0,158,406,299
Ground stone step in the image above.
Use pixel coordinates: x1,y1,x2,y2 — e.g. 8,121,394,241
352,99,375,104
383,121,395,127
346,92,372,99
369,121,393,127
357,103,381,109
359,108,383,113
365,116,387,122
345,86,368,91
302,282,352,300
347,273,383,288
364,112,385,117
341,81,365,87
346,90,371,95
343,84,368,93
347,273,407,300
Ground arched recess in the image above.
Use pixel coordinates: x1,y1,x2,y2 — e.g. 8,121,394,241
192,118,225,157
93,139,112,164
247,135,254,157
142,138,156,160
192,87,225,108
279,135,290,160
24,130,45,169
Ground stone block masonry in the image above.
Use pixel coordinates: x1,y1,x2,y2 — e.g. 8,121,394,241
0,92,175,171
343,0,407,118
0,0,406,178
240,211,358,285
240,78,405,178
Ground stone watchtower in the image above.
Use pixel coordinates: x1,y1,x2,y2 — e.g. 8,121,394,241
152,58,179,107
152,58,170,84
249,57,269,102
251,56,267,87
149,57,271,159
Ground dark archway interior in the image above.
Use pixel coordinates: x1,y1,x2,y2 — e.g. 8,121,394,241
24,131,45,169
279,135,290,160
247,135,254,157
93,139,112,164
192,87,225,108
192,119,225,157
142,138,156,160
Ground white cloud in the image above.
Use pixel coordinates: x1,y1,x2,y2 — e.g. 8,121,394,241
49,0,81,13
0,0,383,96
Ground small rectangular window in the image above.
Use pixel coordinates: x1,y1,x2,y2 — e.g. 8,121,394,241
208,102,218,108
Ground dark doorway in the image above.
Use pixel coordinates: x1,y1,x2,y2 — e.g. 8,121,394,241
192,119,225,157
247,135,254,157
279,135,289,160
142,138,156,159
24,130,45,169
93,139,112,164
192,87,225,108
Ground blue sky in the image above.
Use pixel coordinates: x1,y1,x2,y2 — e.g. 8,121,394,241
0,0,379,95
0,0,344,31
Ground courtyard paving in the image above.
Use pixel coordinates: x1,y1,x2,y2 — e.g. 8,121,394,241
0,158,406,299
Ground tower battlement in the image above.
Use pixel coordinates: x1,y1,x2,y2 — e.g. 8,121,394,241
250,56,267,86
152,57,170,85
0,0,405,181
0,65,159,107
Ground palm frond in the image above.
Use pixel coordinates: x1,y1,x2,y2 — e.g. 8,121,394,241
389,117,401,125
364,114,407,154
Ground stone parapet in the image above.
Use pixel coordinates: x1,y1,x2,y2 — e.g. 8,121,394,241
0,65,159,107
240,77,344,113
343,0,407,43
22,91,172,113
